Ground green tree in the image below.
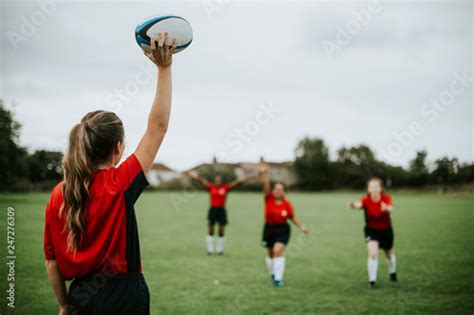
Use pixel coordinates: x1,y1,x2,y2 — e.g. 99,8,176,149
293,137,331,190
457,163,474,184
431,157,459,185
0,100,28,190
380,162,409,188
334,145,379,188
27,150,63,183
337,145,376,166
408,150,429,186
332,145,409,188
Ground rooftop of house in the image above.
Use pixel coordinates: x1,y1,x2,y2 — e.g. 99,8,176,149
188,157,291,172
150,163,176,172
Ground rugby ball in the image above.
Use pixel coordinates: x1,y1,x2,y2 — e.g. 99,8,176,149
135,15,193,54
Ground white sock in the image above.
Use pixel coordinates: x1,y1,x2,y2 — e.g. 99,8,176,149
273,256,286,281
387,255,396,274
217,237,225,253
265,256,274,276
206,235,214,253
368,258,378,282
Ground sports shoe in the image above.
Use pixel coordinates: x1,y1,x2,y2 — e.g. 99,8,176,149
390,272,397,282
217,252,224,256
274,280,284,287
368,281,376,288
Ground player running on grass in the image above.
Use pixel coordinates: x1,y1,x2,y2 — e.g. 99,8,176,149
186,171,255,255
349,177,397,288
44,33,176,314
259,161,309,287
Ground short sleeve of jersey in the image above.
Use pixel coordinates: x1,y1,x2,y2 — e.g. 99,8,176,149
360,195,368,208
112,154,149,204
265,193,273,202
44,203,55,260
223,184,231,192
207,184,214,191
44,184,62,260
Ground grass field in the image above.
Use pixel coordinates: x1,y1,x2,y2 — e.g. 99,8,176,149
0,191,473,314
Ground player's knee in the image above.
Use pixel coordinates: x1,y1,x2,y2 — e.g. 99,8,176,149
273,244,285,257
368,251,378,259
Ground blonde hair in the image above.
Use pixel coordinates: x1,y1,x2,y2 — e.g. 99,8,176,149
61,110,124,251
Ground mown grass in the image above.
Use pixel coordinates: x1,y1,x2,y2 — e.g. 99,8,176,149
0,191,473,314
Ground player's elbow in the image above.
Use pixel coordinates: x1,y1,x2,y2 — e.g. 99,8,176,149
148,121,168,136
155,120,169,134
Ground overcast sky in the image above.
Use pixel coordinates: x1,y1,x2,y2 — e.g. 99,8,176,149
1,0,472,170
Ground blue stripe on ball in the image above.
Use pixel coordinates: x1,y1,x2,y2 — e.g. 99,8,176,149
135,16,192,51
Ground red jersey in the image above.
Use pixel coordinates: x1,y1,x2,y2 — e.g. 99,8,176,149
264,193,295,225
360,193,392,230
207,184,231,208
43,154,149,280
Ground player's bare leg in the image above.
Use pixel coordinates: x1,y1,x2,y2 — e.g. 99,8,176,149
367,240,379,287
268,248,274,258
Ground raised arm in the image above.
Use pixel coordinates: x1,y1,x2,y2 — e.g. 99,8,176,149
134,33,177,173
227,174,258,189
259,161,271,196
185,170,210,188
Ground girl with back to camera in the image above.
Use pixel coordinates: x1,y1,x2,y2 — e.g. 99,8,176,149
349,177,397,288
259,161,309,287
44,34,176,314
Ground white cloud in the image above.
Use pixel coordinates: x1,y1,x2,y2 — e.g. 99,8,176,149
1,0,472,170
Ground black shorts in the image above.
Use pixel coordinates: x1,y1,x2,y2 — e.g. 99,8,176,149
262,223,290,248
364,226,394,250
207,207,228,225
67,273,150,315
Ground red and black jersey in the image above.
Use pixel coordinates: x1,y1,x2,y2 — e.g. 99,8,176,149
207,184,231,208
43,154,148,280
360,193,393,230
264,193,295,225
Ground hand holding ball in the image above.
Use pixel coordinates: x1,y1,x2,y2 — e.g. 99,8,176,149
144,33,176,68
135,15,193,55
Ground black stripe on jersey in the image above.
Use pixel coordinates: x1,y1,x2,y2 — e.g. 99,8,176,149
124,171,149,273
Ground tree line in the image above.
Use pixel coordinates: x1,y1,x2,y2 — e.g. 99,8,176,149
1,100,473,192
293,137,474,190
